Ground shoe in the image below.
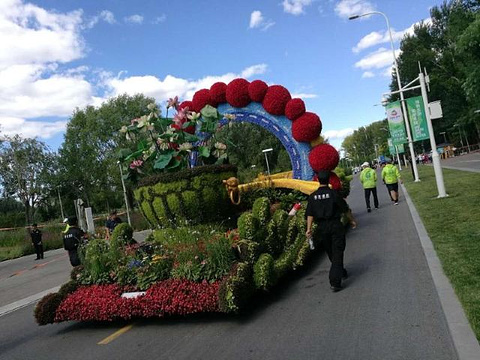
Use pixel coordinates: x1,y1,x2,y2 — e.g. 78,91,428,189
375,207,379,210
342,269,348,280
367,208,371,213
394,202,399,205
35,258,40,261
330,285,343,292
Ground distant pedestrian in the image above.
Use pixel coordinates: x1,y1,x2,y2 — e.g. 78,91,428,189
105,211,122,240
381,159,402,205
30,223,44,260
306,171,351,292
359,162,379,212
63,216,86,267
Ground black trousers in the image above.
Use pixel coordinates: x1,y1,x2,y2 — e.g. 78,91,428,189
34,243,44,259
315,220,346,287
68,249,81,267
364,187,379,209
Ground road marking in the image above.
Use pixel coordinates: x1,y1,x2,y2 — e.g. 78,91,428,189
98,324,134,345
0,285,61,317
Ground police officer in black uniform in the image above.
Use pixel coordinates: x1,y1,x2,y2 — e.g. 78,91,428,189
63,216,86,267
306,171,349,292
30,223,44,260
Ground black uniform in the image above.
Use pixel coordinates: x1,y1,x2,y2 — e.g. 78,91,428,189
63,226,85,267
30,228,44,260
106,216,122,235
306,186,348,288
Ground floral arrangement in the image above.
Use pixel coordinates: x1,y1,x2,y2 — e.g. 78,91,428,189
118,97,231,182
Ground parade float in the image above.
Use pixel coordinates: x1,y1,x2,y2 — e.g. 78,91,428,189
34,78,350,325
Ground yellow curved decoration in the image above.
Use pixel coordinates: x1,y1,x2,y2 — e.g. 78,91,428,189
238,178,319,195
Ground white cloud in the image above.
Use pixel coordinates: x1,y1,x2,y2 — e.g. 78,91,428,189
0,117,67,139
103,64,269,101
291,93,318,99
153,14,167,24
323,128,354,141
249,11,275,30
282,0,313,15
354,47,400,70
361,71,374,78
85,10,116,29
124,14,143,24
334,0,375,19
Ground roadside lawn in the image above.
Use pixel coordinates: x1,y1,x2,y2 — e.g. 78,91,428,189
402,165,480,340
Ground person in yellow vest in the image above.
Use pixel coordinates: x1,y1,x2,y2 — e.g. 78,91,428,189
359,162,379,212
381,159,402,205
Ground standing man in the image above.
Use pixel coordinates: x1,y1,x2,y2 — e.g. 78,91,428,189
63,216,86,267
359,162,379,213
305,171,351,292
30,223,44,260
105,211,122,240
381,159,402,205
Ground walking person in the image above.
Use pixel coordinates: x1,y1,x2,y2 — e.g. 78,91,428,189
381,159,402,205
305,171,352,292
359,162,379,212
63,216,86,267
30,223,44,260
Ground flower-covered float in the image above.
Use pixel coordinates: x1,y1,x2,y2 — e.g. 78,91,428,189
34,79,351,325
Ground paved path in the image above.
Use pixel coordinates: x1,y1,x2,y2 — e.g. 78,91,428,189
438,151,480,173
0,179,465,359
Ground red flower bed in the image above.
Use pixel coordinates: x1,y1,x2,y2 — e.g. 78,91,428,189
262,85,291,115
192,89,213,112
55,280,220,322
285,98,306,121
248,80,268,102
292,112,322,142
210,82,227,105
309,144,339,172
226,78,251,108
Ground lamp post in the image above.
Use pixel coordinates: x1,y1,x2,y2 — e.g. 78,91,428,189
374,144,379,162
117,161,131,226
262,148,273,176
350,11,420,182
57,187,65,220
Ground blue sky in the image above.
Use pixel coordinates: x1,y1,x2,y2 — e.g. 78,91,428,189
0,0,439,151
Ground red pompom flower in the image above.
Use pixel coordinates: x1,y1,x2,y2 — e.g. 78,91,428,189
309,144,340,172
292,112,322,142
192,89,213,112
248,80,268,102
329,172,342,190
226,78,251,108
285,98,306,121
210,82,227,105
262,85,292,115
178,101,192,111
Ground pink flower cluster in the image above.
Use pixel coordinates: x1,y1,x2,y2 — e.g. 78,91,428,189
129,159,143,169
54,279,220,322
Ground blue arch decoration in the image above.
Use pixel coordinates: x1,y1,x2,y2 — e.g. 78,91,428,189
193,102,314,181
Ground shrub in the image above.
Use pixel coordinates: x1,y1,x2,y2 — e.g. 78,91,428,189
204,236,235,281
234,239,259,264
252,197,270,227
111,223,134,246
58,280,78,297
82,239,112,284
253,253,276,290
218,262,254,313
136,257,173,290
272,209,289,245
70,265,85,282
34,293,64,325
237,212,258,241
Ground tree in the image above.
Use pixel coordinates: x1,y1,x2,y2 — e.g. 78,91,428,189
0,135,56,224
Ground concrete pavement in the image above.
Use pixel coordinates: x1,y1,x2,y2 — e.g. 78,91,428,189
438,151,480,173
0,178,474,359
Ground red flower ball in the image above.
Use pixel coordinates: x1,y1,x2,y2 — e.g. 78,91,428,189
262,85,292,115
226,78,251,108
292,112,322,142
309,144,340,172
210,82,227,105
179,101,192,111
329,172,342,190
192,89,213,112
248,80,268,102
285,98,306,121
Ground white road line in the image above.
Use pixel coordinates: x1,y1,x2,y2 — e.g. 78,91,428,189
0,286,61,317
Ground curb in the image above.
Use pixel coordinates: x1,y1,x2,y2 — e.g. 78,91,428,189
0,285,61,318
401,183,480,360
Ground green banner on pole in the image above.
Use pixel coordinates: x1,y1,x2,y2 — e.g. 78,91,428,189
386,101,407,145
396,143,405,154
406,96,429,141
388,138,405,155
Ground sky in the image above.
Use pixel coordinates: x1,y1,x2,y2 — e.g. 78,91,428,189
0,0,440,152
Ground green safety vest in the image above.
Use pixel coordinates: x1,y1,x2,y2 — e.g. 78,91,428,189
382,164,401,184
360,168,377,189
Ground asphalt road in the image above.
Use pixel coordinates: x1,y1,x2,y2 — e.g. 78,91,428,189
439,151,480,172
0,177,458,360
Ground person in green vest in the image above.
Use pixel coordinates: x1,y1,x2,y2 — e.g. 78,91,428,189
381,159,402,205
359,162,379,212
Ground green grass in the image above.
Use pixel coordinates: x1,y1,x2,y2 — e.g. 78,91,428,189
402,165,480,340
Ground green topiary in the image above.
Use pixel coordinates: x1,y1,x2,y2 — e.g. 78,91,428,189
237,212,258,241
182,190,201,222
273,250,295,279
217,262,254,313
166,193,183,223
234,239,260,264
58,280,78,297
285,216,298,247
252,197,271,226
152,197,169,227
264,219,281,256
111,223,134,245
272,209,289,243
34,293,64,325
253,253,276,290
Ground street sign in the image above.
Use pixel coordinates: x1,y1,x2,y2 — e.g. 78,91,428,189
406,96,430,141
429,100,443,119
386,101,408,145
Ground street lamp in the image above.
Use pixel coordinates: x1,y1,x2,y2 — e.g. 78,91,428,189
350,11,420,182
262,148,273,175
117,161,131,226
374,144,379,162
